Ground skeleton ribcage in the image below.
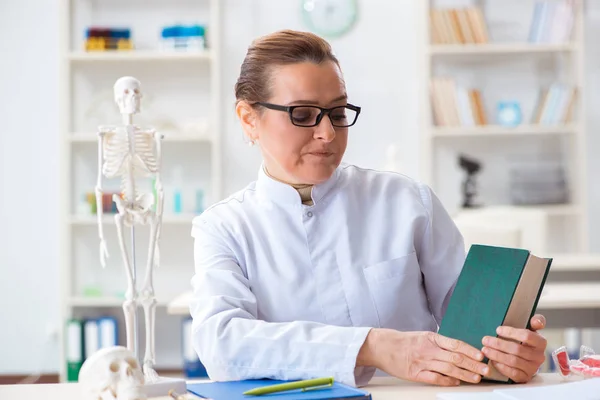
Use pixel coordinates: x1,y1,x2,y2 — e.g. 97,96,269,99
102,129,158,204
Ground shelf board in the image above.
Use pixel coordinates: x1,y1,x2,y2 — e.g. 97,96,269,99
68,296,169,307
538,283,600,310
70,214,197,226
68,50,212,62
512,204,582,216
429,43,577,56
458,204,582,217
69,133,213,144
549,254,600,271
432,124,577,138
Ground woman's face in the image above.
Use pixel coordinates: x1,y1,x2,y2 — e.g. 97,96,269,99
238,61,349,185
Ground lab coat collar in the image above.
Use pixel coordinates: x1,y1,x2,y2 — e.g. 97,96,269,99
256,163,341,206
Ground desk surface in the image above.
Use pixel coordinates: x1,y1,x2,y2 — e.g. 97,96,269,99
0,373,568,400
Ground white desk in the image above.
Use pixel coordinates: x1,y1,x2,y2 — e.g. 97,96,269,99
167,291,193,315
0,374,569,400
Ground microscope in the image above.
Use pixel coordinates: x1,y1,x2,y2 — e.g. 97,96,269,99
459,154,482,208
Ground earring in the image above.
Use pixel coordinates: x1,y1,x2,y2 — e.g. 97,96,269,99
248,140,255,147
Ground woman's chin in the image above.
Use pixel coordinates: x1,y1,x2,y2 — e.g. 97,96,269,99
298,164,338,184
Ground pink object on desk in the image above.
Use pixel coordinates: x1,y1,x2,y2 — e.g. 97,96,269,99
552,345,600,378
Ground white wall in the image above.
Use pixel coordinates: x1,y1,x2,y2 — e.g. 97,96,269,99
0,0,61,374
0,0,598,374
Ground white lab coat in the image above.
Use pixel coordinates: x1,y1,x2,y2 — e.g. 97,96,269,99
189,163,466,387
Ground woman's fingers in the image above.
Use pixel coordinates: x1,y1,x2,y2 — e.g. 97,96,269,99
432,333,484,362
482,346,539,377
495,326,546,350
529,314,546,331
415,370,460,387
482,336,541,363
424,360,483,384
491,361,531,383
435,349,490,376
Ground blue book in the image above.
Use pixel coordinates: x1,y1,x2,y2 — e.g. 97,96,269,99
187,379,371,400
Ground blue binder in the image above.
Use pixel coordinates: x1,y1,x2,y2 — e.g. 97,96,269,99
97,316,118,348
187,379,371,400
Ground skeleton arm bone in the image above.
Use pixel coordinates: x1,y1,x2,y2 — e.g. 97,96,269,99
95,129,111,268
152,130,164,268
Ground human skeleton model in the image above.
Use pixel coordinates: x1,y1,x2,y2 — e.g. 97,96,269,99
95,76,164,382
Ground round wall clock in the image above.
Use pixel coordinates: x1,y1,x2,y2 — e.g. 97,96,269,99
302,0,359,38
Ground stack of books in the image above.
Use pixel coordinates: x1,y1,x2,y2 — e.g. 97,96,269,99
508,157,569,206
430,77,487,127
429,7,489,45
528,0,575,44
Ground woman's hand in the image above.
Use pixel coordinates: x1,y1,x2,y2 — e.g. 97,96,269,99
357,328,489,386
481,314,547,383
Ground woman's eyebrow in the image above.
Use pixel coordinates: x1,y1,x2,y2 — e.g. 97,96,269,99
289,94,348,106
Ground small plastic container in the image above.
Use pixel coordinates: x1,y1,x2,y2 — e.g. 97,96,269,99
160,24,206,51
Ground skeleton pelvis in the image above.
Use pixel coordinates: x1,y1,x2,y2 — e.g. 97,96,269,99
113,193,155,226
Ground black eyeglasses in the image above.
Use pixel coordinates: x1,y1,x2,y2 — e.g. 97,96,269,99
255,102,361,128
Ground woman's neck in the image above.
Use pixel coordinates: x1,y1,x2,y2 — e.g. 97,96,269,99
264,166,314,205
263,166,311,189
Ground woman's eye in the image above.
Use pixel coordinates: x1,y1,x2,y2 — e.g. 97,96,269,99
293,115,311,122
291,108,316,123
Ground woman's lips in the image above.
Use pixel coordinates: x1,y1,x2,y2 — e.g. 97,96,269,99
308,151,333,157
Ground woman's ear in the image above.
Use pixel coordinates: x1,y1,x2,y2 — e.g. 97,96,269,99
236,101,259,143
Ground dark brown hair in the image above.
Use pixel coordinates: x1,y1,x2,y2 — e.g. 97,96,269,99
234,29,341,106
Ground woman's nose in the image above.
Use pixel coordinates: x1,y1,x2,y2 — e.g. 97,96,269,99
314,115,336,142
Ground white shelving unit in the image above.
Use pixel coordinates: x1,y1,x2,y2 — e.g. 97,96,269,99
419,0,588,254
419,1,600,367
58,0,222,382
68,50,214,62
430,42,577,55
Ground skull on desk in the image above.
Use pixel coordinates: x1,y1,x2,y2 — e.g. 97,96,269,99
79,346,146,400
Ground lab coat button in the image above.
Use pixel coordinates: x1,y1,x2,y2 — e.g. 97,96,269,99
307,211,313,218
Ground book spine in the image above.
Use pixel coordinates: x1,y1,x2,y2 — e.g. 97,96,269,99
456,9,475,44
527,258,553,331
535,2,549,43
528,2,543,43
457,86,475,126
542,2,557,43
66,319,84,382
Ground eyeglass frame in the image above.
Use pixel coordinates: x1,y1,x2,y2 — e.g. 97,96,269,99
253,102,362,128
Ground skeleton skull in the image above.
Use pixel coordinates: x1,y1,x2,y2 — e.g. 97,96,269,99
114,76,142,115
79,346,146,400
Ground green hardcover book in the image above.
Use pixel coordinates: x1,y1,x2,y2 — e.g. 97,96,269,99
438,244,552,383
65,319,84,382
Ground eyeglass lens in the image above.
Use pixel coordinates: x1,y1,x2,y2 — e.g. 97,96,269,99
290,106,357,127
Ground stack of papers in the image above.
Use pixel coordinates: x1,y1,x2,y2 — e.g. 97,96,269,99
437,378,600,400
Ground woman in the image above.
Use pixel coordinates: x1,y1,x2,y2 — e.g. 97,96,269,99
189,29,547,388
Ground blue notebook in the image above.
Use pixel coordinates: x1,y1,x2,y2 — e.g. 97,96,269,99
187,379,371,400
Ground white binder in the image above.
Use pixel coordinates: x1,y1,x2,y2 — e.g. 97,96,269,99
83,319,99,359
